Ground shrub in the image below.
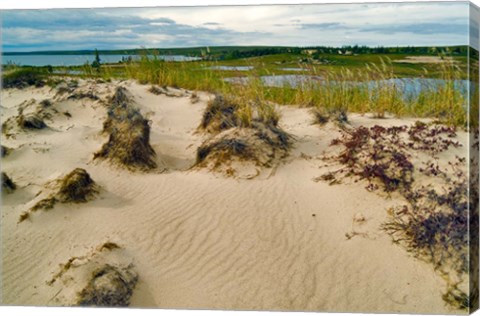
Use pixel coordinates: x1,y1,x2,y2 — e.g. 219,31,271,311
3,67,47,89
77,264,138,307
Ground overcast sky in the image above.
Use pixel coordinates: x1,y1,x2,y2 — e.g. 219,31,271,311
1,2,474,52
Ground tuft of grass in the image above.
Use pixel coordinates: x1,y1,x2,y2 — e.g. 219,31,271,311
98,242,121,251
76,264,138,307
199,94,239,132
67,92,99,101
197,138,251,164
2,67,47,89
57,168,98,203
311,107,348,125
94,87,157,171
31,197,57,212
40,99,53,107
196,120,291,173
1,145,10,157
22,168,99,222
2,172,16,193
17,114,47,130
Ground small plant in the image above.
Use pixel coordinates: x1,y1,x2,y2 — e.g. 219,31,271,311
2,172,16,193
17,114,47,130
20,168,99,222
1,145,10,157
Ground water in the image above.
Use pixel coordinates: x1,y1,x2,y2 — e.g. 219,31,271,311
1,54,201,67
224,75,322,86
280,68,307,72
224,74,470,98
208,66,254,71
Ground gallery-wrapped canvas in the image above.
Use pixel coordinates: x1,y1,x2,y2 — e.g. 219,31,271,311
1,1,479,314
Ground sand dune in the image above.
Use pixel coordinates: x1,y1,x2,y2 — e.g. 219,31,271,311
1,79,467,313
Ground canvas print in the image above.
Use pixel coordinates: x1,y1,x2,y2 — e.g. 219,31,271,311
1,1,479,314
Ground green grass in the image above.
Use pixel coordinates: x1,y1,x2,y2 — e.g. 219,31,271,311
119,52,468,126
3,50,470,127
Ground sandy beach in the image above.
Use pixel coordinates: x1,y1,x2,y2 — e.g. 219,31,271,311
0,78,469,313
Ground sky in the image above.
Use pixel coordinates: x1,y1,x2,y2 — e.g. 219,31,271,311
0,1,475,52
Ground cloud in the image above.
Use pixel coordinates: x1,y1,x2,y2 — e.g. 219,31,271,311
359,22,468,35
298,22,345,30
1,2,472,52
1,9,269,51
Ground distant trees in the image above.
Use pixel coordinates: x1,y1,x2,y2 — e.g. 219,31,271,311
91,49,101,71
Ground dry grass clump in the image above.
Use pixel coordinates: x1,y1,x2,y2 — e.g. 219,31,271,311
94,87,157,171
67,91,99,101
199,94,240,132
2,105,50,136
110,86,130,106
2,172,16,193
56,168,98,203
76,264,138,307
19,168,98,223
39,99,53,107
311,107,348,125
3,67,46,89
46,241,137,307
197,121,291,171
1,145,10,157
197,94,290,175
17,113,47,130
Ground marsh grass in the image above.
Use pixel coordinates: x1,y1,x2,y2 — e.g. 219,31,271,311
121,52,467,127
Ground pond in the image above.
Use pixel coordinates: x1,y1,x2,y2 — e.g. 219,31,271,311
224,74,471,98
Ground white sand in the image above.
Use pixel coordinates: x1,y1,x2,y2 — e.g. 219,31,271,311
0,79,468,313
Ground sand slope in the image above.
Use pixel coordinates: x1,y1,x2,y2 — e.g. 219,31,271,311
1,79,466,313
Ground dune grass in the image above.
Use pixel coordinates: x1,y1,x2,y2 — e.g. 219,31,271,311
120,52,468,127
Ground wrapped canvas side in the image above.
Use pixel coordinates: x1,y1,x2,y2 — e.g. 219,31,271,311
470,2,480,313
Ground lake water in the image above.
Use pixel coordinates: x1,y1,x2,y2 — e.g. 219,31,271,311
224,75,471,98
1,54,201,66
209,66,254,71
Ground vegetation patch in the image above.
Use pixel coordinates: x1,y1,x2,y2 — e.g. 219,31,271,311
321,123,461,193
1,145,11,157
199,94,240,132
67,91,99,101
46,241,138,307
19,168,99,223
2,172,16,193
94,87,157,171
320,122,469,309
311,107,348,125
197,121,291,175
2,67,47,89
17,113,48,130
197,93,290,176
77,264,138,307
